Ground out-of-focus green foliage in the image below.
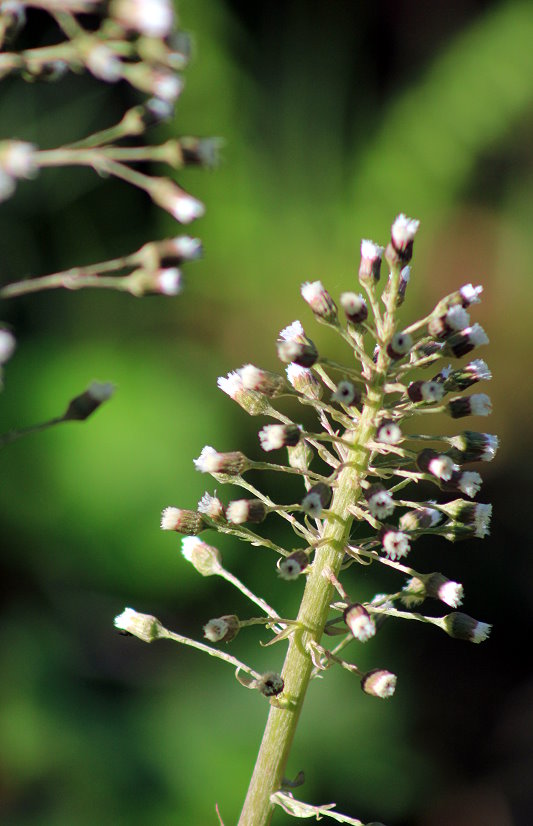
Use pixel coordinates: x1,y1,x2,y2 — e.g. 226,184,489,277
1,2,532,824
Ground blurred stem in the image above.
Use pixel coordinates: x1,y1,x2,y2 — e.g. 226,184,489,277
237,269,402,826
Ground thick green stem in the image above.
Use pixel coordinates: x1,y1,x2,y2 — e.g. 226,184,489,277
238,264,402,826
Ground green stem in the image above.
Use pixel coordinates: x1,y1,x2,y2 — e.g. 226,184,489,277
237,263,402,826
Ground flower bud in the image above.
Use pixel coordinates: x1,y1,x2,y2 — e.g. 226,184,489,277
378,526,411,560
407,380,444,404
226,498,268,525
386,331,413,360
277,320,319,368
366,485,395,520
440,470,482,499
399,505,442,532
442,612,491,643
301,483,332,517
448,431,499,462
361,668,397,699
442,359,491,392
428,305,470,339
181,536,222,575
259,424,302,452
160,507,205,534
330,380,361,407
359,240,384,284
238,364,287,397
425,573,464,608
253,672,284,697
114,607,164,643
416,448,455,481
344,604,376,642
387,214,419,265
278,550,309,580
301,281,338,323
217,371,272,415
197,492,225,521
193,446,250,475
443,324,489,358
437,499,492,537
0,329,16,364
286,364,322,399
203,615,240,643
62,381,115,421
151,179,204,224
375,420,402,445
448,394,492,418
110,0,174,37
340,292,368,324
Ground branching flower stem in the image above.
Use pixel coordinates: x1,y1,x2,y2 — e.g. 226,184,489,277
237,264,402,826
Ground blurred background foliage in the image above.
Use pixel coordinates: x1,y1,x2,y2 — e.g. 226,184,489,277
1,0,532,824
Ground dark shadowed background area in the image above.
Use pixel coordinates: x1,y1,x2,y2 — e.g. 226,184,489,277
1,1,532,824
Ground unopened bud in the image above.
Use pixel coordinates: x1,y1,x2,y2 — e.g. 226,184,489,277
442,359,491,392
378,526,411,560
366,485,395,520
448,393,492,419
416,448,455,481
114,607,164,643
217,371,272,415
259,424,301,452
375,420,402,445
442,612,491,643
278,550,309,580
252,671,284,697
387,214,419,265
203,614,240,643
226,498,268,525
277,320,319,368
63,381,115,421
361,668,397,699
386,331,413,360
399,505,442,532
340,292,368,324
194,446,250,475
444,324,489,358
160,506,205,534
448,431,499,463
301,483,332,517
301,281,338,323
407,380,444,404
344,603,376,642
286,364,322,399
181,536,222,575
331,380,361,407
238,365,287,397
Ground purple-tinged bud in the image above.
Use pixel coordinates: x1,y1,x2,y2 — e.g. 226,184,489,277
441,470,482,499
253,672,284,697
444,324,489,358
178,137,221,168
397,265,411,304
181,536,222,575
359,240,384,284
432,284,483,318
277,320,319,368
428,305,470,339
442,612,491,643
459,283,483,307
278,550,309,581
438,499,492,537
448,393,492,419
301,281,338,323
226,499,268,525
375,420,402,445
442,359,491,392
425,573,464,608
193,446,250,475
399,504,442,532
361,668,397,699
366,485,395,520
238,364,287,397
217,371,272,415
331,380,362,407
161,507,206,534
63,381,115,421
301,482,332,517
386,331,413,360
387,214,420,265
197,492,225,521
407,380,444,404
378,526,411,560
416,448,456,481
114,608,164,643
259,424,302,452
203,615,240,643
340,292,368,324
448,431,499,463
344,604,376,642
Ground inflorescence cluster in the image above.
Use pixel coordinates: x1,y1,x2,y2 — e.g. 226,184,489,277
117,214,496,707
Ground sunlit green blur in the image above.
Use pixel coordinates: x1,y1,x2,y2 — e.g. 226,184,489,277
1,2,532,824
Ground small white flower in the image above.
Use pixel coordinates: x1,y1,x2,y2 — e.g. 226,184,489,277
382,530,410,560
279,320,305,342
331,380,357,405
86,381,115,402
197,492,224,520
446,306,470,331
480,434,499,461
391,214,420,248
428,454,455,481
0,140,38,178
468,359,492,381
470,393,492,416
460,283,483,305
203,618,229,642
259,424,286,452
421,381,444,403
368,490,395,520
467,323,489,347
111,0,174,37
438,580,464,608
86,45,122,82
360,239,384,260
193,445,219,473
152,71,184,103
168,190,205,223
474,503,492,538
169,236,202,260
217,371,243,399
471,621,491,644
376,421,402,445
160,506,181,530
301,492,323,518
155,267,182,295
458,471,482,498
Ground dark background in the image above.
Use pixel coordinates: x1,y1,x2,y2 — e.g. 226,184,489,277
1,1,532,824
